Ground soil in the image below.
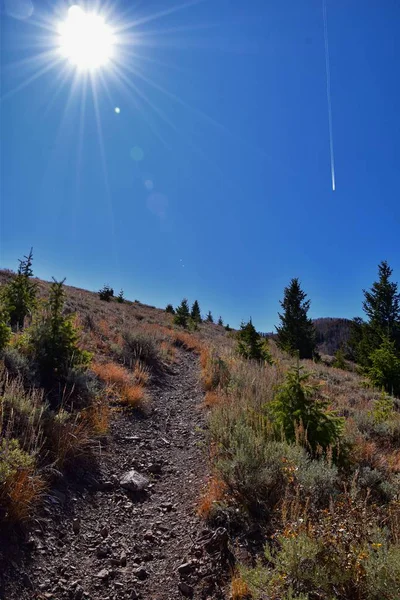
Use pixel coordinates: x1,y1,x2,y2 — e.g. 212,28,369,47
0,350,229,600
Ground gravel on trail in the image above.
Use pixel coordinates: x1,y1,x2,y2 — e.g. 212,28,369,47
1,350,230,600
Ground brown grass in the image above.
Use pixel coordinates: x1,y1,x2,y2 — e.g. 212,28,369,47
92,361,131,387
120,383,147,407
231,576,252,600
197,476,227,518
133,361,150,385
2,468,46,523
83,400,110,436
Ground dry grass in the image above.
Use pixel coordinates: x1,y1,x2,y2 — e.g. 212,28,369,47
133,361,150,385
120,383,147,407
91,361,148,408
231,575,251,600
1,468,46,523
197,476,227,519
83,400,110,436
92,361,131,388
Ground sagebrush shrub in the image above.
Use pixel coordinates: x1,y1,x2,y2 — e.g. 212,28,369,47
122,331,159,369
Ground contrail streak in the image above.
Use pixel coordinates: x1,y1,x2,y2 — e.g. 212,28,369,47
322,0,336,191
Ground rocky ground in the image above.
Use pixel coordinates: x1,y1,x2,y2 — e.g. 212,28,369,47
1,350,231,600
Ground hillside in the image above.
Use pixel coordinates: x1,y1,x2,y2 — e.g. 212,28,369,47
262,317,353,356
1,269,400,599
314,317,353,355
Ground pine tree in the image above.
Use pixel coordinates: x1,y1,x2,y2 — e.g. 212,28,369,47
270,362,343,454
206,311,214,323
349,261,400,367
174,299,190,328
218,316,223,326
191,300,202,324
98,284,114,302
165,304,175,314
367,338,400,397
2,248,37,330
237,319,273,363
28,278,91,388
276,278,316,359
363,261,400,345
116,289,125,303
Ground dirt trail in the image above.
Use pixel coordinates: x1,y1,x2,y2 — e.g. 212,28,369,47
2,350,227,600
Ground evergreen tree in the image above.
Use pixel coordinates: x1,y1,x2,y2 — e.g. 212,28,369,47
218,316,223,326
174,299,190,328
276,278,316,359
28,279,91,389
363,261,400,342
367,338,400,397
349,261,400,367
237,319,273,363
165,304,175,314
2,248,37,330
116,289,125,303
0,306,11,352
206,311,214,323
270,363,344,455
98,284,114,302
191,300,202,323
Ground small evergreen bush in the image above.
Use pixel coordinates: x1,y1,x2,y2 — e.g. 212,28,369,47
236,319,273,363
270,363,344,455
367,338,400,396
2,248,37,331
174,299,190,328
98,284,114,302
26,279,91,390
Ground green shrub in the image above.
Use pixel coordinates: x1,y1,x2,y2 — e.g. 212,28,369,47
165,303,175,314
370,391,395,424
0,307,11,352
332,347,348,370
241,512,400,600
1,249,37,331
270,363,344,455
367,338,400,397
236,320,273,364
26,279,91,390
174,298,190,328
98,284,114,302
0,438,35,484
191,300,202,324
122,331,159,369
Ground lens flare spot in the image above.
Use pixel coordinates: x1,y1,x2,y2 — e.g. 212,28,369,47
147,192,168,219
130,146,144,161
144,179,154,190
114,107,120,114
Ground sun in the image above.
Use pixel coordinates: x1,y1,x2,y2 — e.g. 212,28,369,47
58,5,115,71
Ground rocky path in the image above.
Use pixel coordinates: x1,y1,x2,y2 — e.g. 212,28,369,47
1,350,228,600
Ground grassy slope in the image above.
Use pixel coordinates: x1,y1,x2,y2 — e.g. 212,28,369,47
1,270,400,599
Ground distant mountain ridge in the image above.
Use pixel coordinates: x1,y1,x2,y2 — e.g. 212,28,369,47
260,317,353,356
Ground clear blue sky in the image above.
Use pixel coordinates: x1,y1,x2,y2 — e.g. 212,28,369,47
1,0,399,331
